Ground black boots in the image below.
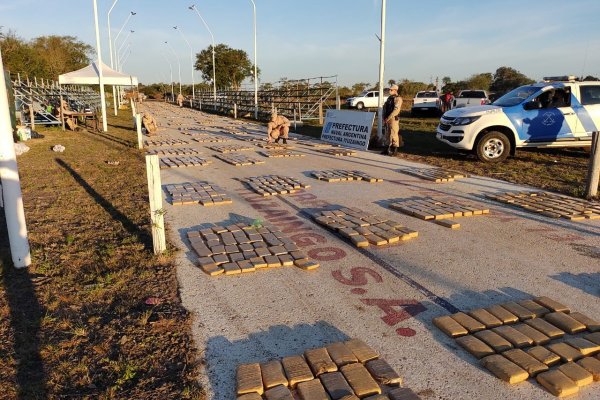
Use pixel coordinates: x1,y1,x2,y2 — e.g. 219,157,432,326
282,138,287,145
389,146,398,156
275,137,281,144
275,138,288,145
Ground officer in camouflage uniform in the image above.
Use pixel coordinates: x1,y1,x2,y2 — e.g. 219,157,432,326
267,111,291,144
382,84,403,156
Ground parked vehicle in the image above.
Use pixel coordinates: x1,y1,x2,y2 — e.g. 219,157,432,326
436,76,599,162
453,90,490,109
411,91,441,115
346,90,389,110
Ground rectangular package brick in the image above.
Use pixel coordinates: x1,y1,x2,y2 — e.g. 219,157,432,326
237,393,262,400
512,324,551,346
502,348,548,376
281,355,313,388
486,305,519,324
450,312,486,333
585,332,600,345
264,385,294,400
468,309,503,328
546,343,584,362
456,335,495,359
261,361,288,389
501,302,535,321
492,325,533,348
480,354,529,384
558,362,594,387
565,338,600,356
517,299,550,318
296,379,329,400
474,330,513,353
319,371,354,399
433,315,468,338
524,318,564,339
327,342,358,367
223,262,241,275
536,369,579,397
569,312,600,332
577,357,600,381
237,363,264,395
526,346,561,366
304,348,337,376
534,296,570,313
340,363,381,397
545,312,586,334
365,358,402,386
345,339,379,363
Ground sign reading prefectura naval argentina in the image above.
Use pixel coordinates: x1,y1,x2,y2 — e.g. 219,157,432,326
320,109,375,150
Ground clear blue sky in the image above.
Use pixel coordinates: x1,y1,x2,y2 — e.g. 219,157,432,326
2,0,600,88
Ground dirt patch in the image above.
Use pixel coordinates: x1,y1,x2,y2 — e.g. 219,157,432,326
0,113,204,399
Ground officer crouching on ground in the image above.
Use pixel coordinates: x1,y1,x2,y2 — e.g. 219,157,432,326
267,111,291,144
382,84,403,156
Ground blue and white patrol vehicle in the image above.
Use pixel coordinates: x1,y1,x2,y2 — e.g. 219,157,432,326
436,76,600,162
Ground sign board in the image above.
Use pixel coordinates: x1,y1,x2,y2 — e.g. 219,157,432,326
320,109,375,150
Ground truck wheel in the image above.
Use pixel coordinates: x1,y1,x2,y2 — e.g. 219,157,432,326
476,131,511,162
356,102,364,110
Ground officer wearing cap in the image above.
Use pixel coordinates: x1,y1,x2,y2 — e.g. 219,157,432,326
382,84,403,155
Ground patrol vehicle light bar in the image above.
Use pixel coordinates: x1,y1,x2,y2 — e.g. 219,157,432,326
543,75,578,82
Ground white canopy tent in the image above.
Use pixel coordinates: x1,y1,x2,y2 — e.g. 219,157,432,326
58,60,138,131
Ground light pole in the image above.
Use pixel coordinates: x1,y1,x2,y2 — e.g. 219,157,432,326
189,4,216,102
173,26,195,101
376,0,386,143
164,41,182,95
107,0,119,115
113,11,135,112
92,0,108,132
116,30,134,67
248,0,258,119
120,48,132,70
162,53,175,101
118,42,131,71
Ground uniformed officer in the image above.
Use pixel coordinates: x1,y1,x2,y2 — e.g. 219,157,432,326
382,84,403,155
267,111,291,144
142,112,159,135
177,93,184,107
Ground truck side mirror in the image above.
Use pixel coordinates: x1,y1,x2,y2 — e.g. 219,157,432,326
524,100,542,110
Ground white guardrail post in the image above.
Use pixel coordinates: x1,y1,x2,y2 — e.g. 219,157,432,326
145,154,166,254
135,113,143,149
0,48,32,268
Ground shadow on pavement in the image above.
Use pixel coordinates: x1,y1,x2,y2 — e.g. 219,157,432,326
549,272,600,297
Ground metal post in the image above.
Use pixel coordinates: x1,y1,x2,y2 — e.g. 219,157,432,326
0,47,31,268
174,26,195,101
162,53,174,102
108,0,119,115
136,113,143,149
93,0,108,132
376,0,387,143
585,131,600,198
249,0,258,119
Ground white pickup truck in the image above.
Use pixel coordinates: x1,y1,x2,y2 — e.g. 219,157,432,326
411,91,441,115
346,90,389,110
437,77,599,162
453,90,490,108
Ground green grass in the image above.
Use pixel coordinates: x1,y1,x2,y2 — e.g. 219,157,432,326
0,112,204,399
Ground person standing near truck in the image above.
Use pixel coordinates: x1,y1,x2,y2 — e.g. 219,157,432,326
382,84,403,156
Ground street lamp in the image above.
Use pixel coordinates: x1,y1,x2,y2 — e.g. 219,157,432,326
376,0,386,143
162,53,175,101
189,4,216,102
107,0,119,115
173,26,195,101
113,11,135,112
164,41,182,95
120,48,132,70
118,42,131,71
116,30,134,67
248,0,258,119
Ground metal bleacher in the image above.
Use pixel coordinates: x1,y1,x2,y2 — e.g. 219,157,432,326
10,74,101,127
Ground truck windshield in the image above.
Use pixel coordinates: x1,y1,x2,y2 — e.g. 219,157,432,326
416,92,437,98
493,86,539,107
